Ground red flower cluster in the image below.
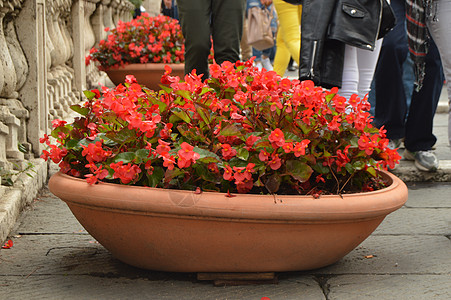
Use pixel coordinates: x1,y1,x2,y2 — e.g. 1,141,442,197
86,13,185,70
42,60,400,195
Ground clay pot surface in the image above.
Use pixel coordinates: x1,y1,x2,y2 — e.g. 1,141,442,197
49,171,407,272
104,63,185,90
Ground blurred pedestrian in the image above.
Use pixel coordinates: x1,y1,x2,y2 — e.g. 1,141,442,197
247,0,277,71
273,0,301,76
177,0,245,81
161,0,178,20
372,0,444,171
298,0,393,91
425,0,451,149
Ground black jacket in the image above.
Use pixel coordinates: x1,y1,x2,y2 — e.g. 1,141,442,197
299,0,385,89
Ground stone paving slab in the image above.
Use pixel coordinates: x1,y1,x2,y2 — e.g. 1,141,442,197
14,189,85,234
404,182,451,208
327,275,451,300
312,235,451,275
374,207,451,235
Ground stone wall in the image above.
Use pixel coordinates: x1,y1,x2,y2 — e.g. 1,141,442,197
0,0,135,196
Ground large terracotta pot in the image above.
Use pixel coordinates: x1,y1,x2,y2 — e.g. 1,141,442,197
48,171,407,273
104,63,185,90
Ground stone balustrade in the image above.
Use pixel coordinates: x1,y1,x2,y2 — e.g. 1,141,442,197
0,0,138,188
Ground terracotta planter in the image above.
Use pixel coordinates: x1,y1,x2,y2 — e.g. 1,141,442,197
104,63,185,90
48,171,407,273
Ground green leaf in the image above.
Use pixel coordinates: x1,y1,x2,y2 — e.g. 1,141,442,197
113,152,136,163
193,147,221,161
196,106,210,125
18,143,27,153
284,132,302,143
174,89,192,100
325,92,336,102
164,168,184,182
147,166,164,187
265,174,281,193
199,87,213,96
149,97,167,112
237,148,249,161
66,139,81,150
135,149,150,163
219,124,241,137
352,160,365,170
313,162,330,174
107,128,136,144
70,104,89,116
286,160,313,183
366,166,377,177
83,90,96,100
345,163,355,174
172,110,191,123
194,164,219,183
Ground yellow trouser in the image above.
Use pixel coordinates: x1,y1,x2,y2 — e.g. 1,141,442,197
273,0,302,76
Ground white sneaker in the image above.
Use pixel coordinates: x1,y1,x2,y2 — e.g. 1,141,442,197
255,61,263,71
404,149,439,172
261,57,273,71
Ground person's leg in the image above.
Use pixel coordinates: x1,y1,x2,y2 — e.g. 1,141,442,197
372,0,408,140
338,45,358,100
404,38,443,159
273,24,291,76
427,0,451,147
253,47,263,70
273,0,301,74
261,47,273,71
340,42,380,100
211,0,245,67
240,17,253,61
356,39,382,99
177,0,211,80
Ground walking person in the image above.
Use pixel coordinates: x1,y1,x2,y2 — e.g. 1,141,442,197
177,0,246,81
273,0,302,76
425,0,451,149
372,0,444,171
246,0,277,71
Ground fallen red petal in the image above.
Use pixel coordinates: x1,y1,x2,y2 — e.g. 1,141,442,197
2,239,13,249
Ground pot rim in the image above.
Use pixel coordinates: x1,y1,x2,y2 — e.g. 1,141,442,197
49,171,408,223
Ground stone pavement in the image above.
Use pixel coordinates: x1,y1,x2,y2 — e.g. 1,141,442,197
0,75,450,299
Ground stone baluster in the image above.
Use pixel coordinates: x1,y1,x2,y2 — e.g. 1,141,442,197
15,0,48,157
0,2,18,99
71,0,86,93
119,0,133,22
55,0,77,107
111,0,119,26
60,0,79,106
3,0,32,158
91,0,106,45
46,0,65,117
103,0,114,31
0,0,24,162
84,0,101,87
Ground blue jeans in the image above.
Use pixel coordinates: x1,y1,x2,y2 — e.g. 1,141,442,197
372,0,444,152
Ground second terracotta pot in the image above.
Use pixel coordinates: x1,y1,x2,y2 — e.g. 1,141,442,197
104,63,185,90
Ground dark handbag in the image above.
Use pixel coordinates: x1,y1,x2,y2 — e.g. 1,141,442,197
378,0,396,39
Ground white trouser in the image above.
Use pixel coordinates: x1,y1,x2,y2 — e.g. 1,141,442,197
427,0,451,146
339,40,383,100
